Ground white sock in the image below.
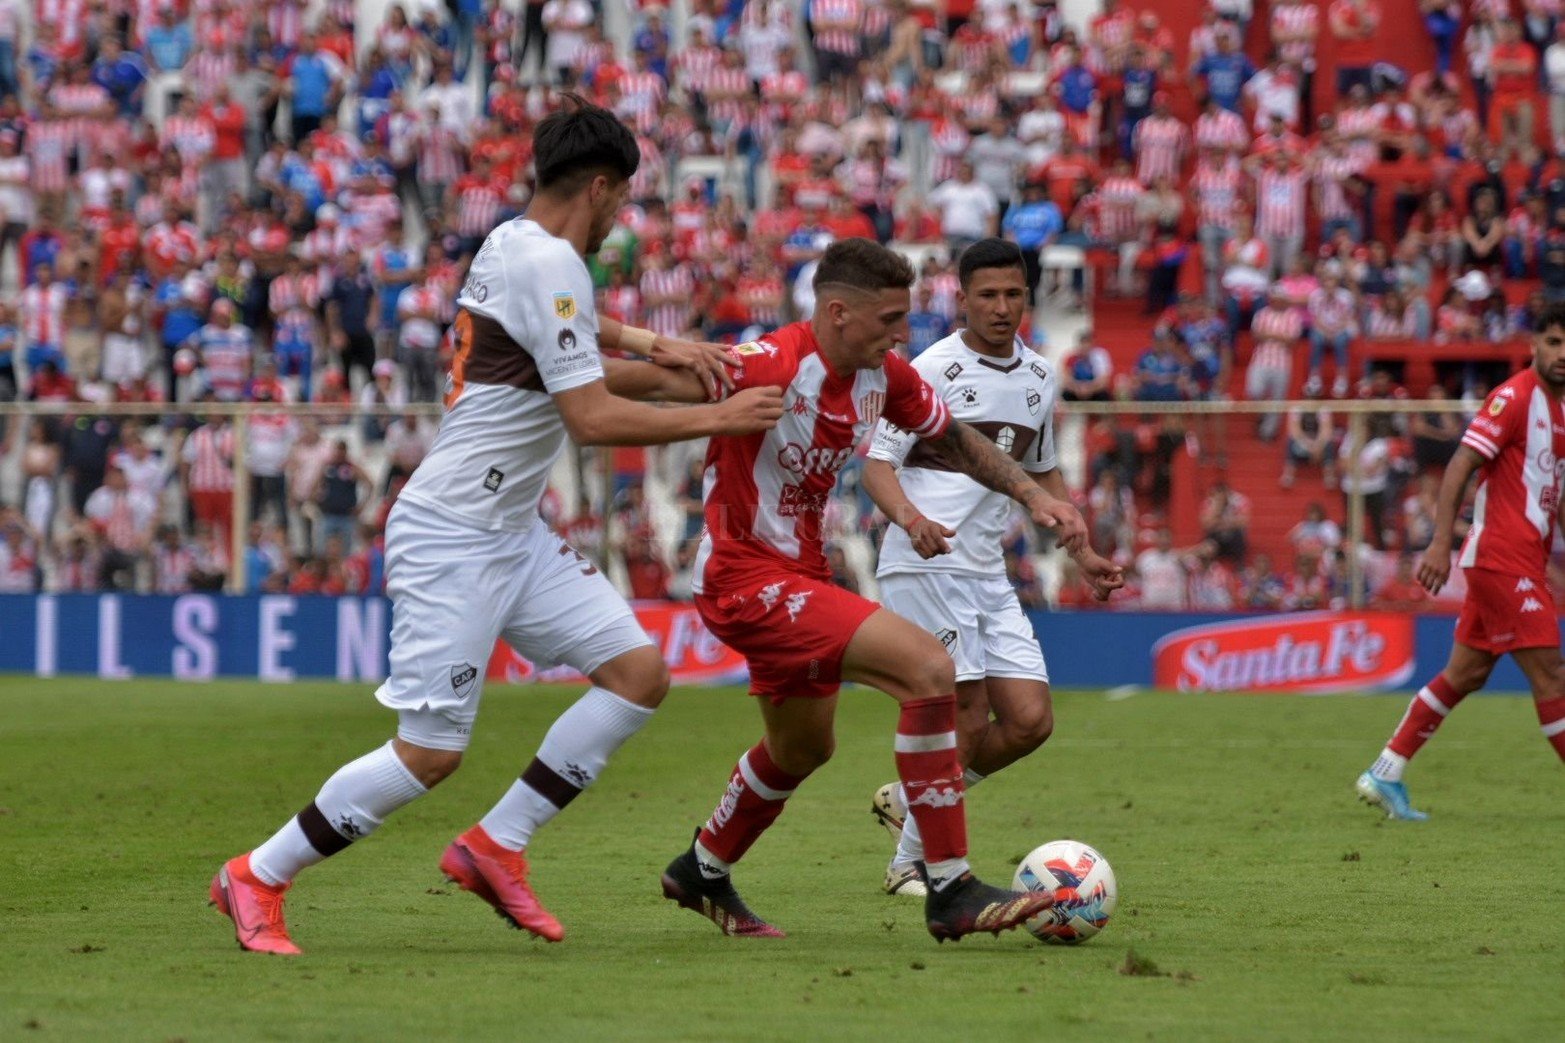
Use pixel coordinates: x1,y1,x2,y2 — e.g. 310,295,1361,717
894,768,987,867
693,839,731,880
251,741,426,886
479,687,653,850
926,857,972,891
1370,749,1407,783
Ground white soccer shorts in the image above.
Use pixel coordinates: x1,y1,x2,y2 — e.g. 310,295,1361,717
878,571,1049,684
375,501,652,749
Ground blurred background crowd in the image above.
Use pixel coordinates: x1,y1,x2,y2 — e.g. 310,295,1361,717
0,0,1554,610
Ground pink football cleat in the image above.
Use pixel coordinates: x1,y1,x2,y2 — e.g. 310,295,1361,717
210,854,302,956
441,825,565,942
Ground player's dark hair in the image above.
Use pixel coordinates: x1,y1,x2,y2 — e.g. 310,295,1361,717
812,238,915,294
1537,301,1565,334
957,238,1027,289
533,94,640,194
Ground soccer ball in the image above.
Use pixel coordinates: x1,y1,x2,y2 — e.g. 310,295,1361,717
1012,839,1117,944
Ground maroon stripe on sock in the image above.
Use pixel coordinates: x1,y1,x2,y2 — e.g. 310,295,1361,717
297,801,354,856
521,758,582,810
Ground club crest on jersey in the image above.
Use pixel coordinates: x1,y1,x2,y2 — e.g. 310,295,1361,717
450,663,479,698
730,341,775,357
936,628,958,652
859,390,885,427
1026,389,1042,415
552,292,576,320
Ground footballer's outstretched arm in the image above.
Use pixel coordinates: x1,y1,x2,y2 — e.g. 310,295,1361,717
1415,444,1484,594
926,421,1086,552
602,357,712,404
599,316,738,399
553,377,782,446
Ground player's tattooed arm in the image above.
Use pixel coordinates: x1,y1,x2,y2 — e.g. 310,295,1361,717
929,421,1087,552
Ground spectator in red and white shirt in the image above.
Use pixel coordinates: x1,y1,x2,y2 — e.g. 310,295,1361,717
20,262,69,370
1133,93,1188,186
1247,293,1305,439
83,464,156,589
1271,0,1321,125
1194,93,1250,156
181,411,235,543
1251,150,1308,276
810,0,864,83
1306,264,1360,397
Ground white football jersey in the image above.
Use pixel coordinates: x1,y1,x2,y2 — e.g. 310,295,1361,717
398,220,603,532
870,331,1057,577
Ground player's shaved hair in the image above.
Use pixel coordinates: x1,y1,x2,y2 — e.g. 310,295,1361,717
533,93,640,195
813,238,916,298
1537,301,1565,333
957,238,1027,289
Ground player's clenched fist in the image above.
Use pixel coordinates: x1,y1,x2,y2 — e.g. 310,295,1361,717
906,515,955,559
715,386,785,433
1415,542,1452,595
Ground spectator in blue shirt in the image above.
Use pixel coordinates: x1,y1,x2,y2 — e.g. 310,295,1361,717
1054,44,1097,115
906,285,950,358
1194,33,1255,112
92,37,148,117
1118,47,1158,157
287,34,344,143
145,8,195,73
1002,180,1064,302
1133,327,1192,402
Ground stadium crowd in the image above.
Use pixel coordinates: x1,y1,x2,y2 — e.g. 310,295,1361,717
0,0,1551,609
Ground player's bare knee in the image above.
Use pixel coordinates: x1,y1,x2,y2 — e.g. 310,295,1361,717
1001,702,1054,755
591,646,670,709
769,733,834,775
393,740,462,788
904,643,956,701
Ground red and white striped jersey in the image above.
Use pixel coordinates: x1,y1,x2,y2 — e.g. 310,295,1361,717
1335,105,1381,165
1133,115,1188,185
809,0,864,56
194,323,254,401
186,49,237,102
453,174,507,238
703,66,750,126
416,124,462,185
639,264,695,338
26,120,72,191
267,0,306,50
36,0,87,55
1270,1,1319,65
618,70,667,122
1254,166,1308,237
153,543,195,593
1097,174,1145,243
1195,108,1249,155
145,221,203,273
949,27,997,73
182,423,236,492
269,272,320,322
1311,150,1365,221
629,135,664,199
693,321,950,590
20,282,69,345
1192,158,1243,228
162,114,215,166
956,89,1000,127
1250,305,1302,372
674,44,723,93
1459,369,1565,575
1364,304,1418,339
737,275,785,328
760,69,808,122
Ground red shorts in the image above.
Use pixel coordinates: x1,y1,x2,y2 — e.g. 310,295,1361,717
1455,567,1559,654
696,573,880,703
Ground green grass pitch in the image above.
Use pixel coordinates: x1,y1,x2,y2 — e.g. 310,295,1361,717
2,679,1563,1041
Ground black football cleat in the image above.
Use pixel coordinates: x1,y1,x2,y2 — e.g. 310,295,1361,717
660,844,786,938
924,872,1054,943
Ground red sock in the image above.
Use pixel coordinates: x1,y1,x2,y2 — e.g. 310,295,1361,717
1536,697,1565,761
1386,675,1469,759
895,695,967,865
696,741,807,865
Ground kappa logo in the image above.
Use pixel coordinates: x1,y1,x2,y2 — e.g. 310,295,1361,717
995,425,1016,454
785,590,812,621
907,787,964,809
450,662,479,697
935,628,958,652
758,582,784,610
1517,578,1537,592
944,362,964,380
1026,388,1041,415
1521,597,1546,613
552,292,576,320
